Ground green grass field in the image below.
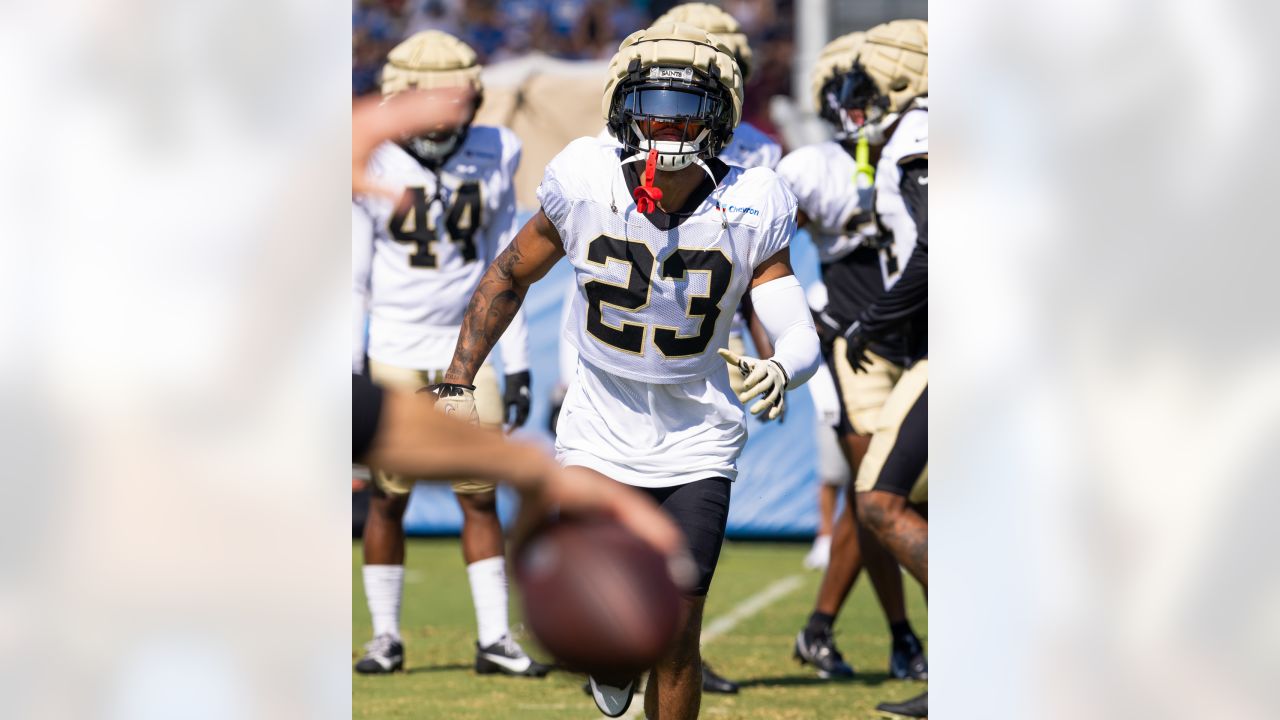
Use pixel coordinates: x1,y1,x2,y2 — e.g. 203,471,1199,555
353,539,927,719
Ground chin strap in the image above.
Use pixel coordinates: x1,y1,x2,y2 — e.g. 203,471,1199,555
621,148,720,215
631,148,664,214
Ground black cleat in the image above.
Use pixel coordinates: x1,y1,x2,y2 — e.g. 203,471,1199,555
890,632,928,680
794,627,855,679
877,690,928,718
701,663,739,694
354,633,404,674
588,674,636,717
474,634,552,677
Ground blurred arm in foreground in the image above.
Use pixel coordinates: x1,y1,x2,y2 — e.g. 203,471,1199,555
352,375,681,560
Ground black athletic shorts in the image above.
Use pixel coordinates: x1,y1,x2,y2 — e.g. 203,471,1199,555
821,343,856,436
353,373,383,462
639,477,731,597
872,386,927,497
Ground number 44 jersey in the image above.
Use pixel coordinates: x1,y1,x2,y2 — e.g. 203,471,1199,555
539,136,797,385
355,126,522,370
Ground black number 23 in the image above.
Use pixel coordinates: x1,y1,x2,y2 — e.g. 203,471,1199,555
584,235,733,358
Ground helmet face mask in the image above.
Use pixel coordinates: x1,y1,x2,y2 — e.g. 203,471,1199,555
608,64,735,171
406,126,468,164
810,31,867,133
399,102,476,164
824,65,889,134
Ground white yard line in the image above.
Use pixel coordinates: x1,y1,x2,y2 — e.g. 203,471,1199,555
700,574,805,644
614,573,806,720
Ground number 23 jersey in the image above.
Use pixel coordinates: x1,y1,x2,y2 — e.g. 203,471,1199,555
355,126,521,369
538,136,797,385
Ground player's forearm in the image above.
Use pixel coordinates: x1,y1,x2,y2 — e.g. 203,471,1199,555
496,305,531,374
859,235,927,338
444,248,528,384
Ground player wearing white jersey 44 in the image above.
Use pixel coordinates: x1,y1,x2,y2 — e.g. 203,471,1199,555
442,22,820,720
352,30,548,679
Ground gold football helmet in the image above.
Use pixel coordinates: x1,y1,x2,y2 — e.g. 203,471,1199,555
810,31,867,118
602,21,743,171
654,3,754,80
857,19,928,114
379,30,483,162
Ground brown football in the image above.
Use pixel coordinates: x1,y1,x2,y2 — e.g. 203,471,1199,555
514,517,683,677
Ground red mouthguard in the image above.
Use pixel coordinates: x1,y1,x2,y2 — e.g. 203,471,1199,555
632,148,663,214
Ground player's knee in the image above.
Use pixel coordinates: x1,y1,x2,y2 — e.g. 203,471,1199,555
856,490,905,536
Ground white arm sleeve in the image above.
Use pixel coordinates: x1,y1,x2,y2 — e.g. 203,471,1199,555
749,275,821,390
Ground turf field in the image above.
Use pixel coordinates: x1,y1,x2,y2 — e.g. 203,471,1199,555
353,539,927,719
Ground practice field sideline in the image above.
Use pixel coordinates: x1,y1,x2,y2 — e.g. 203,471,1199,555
353,539,928,719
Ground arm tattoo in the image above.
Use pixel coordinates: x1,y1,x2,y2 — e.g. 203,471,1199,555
445,244,526,384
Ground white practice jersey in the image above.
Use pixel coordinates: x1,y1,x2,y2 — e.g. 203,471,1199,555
775,140,876,264
875,106,928,289
352,204,373,374
718,121,782,170
540,136,797,486
543,136,795,383
354,126,529,371
585,123,781,348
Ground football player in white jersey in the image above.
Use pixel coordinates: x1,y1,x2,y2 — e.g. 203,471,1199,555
439,23,821,719
776,29,927,682
839,18,928,580
558,2,781,696
352,31,549,678
551,4,784,462
846,15,929,609
833,19,930,719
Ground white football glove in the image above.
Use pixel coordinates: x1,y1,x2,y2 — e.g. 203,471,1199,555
718,348,789,421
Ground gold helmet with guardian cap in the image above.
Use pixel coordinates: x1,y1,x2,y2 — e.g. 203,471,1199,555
602,21,743,172
380,30,484,163
654,3,754,80
810,31,867,128
854,19,928,114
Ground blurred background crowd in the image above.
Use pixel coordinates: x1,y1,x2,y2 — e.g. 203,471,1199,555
354,1,925,144
354,0,795,134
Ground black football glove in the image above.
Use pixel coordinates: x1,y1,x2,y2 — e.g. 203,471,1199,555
813,309,842,356
843,321,872,374
503,371,531,430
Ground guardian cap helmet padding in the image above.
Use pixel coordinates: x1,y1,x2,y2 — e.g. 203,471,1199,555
810,31,867,130
856,19,928,114
653,3,754,80
380,30,484,163
603,22,743,172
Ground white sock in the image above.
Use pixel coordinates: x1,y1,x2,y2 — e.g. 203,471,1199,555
363,564,404,640
467,556,509,647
